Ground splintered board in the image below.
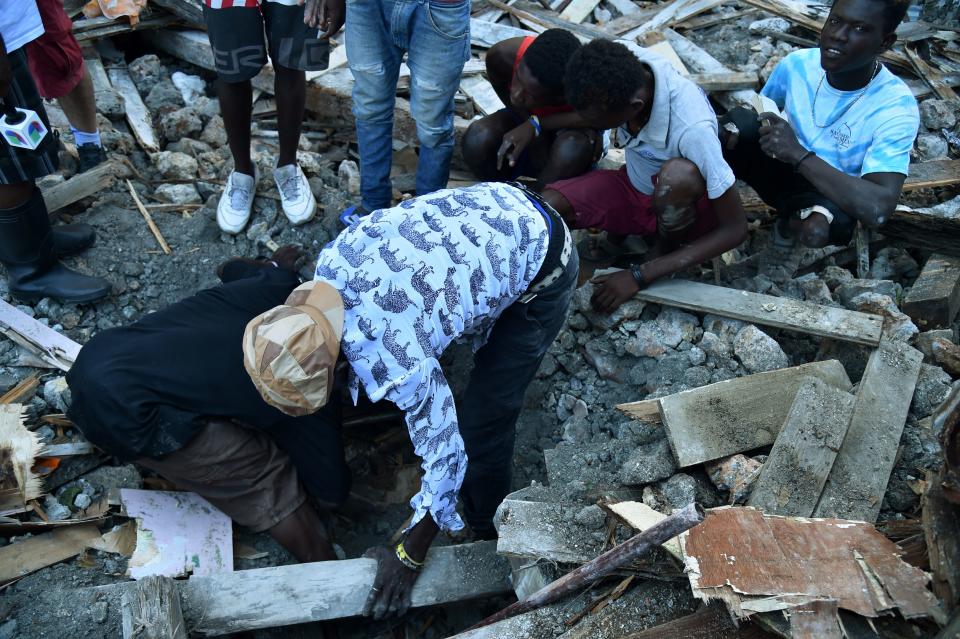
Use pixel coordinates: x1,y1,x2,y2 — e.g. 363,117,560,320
658,360,852,467
633,278,884,346
814,338,923,522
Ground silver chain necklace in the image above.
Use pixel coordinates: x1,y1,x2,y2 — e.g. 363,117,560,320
812,61,881,128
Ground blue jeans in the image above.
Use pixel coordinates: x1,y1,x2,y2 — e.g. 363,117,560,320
346,0,470,210
458,245,579,534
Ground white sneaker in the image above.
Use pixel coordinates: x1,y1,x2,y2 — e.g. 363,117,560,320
274,163,316,225
217,169,257,234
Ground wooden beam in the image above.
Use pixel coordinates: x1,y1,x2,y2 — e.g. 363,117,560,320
746,377,854,517
487,0,611,41
0,299,83,371
150,0,203,24
903,159,960,191
814,337,923,522
559,0,602,24
688,71,759,91
622,604,747,639
106,67,159,153
659,360,853,467
101,541,510,635
661,29,756,109
924,467,960,610
120,575,187,639
905,45,960,101
0,523,102,584
902,254,960,330
622,0,725,39
41,159,124,214
469,17,535,48
629,278,884,346
616,398,661,424
460,76,505,116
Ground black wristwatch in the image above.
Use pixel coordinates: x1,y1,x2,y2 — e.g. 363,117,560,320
629,263,646,288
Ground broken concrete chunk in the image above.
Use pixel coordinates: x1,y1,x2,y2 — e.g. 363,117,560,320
920,98,957,130
849,292,918,343
170,71,205,104
338,159,360,195
917,133,949,161
619,439,676,486
836,279,901,306
733,325,788,373
160,106,203,143
128,54,165,95
199,115,227,147
932,337,960,377
573,282,646,331
154,151,198,181
144,78,184,112
912,363,952,418
154,183,201,206
42,376,71,413
705,454,763,504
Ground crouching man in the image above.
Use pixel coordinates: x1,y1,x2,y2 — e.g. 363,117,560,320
721,0,918,249
68,181,577,619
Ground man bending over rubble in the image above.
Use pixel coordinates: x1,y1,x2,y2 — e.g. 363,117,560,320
721,0,918,249
204,0,344,235
542,39,747,314
461,28,605,191
67,181,577,620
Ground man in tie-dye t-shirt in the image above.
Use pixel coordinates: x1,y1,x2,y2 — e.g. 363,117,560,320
722,0,919,249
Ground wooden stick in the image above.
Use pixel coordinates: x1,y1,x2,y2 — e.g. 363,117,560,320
0,376,39,405
126,180,171,255
469,503,704,630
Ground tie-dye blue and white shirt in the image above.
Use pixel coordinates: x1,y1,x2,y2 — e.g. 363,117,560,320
314,183,550,532
761,48,919,177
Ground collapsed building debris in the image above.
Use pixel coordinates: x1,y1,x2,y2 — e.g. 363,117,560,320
0,0,956,637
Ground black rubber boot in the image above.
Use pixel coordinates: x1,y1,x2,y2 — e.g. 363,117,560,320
52,223,95,257
0,188,110,303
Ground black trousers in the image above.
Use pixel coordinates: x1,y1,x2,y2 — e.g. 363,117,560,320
721,106,855,245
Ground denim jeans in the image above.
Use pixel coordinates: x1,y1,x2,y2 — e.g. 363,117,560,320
346,0,470,211
458,244,579,534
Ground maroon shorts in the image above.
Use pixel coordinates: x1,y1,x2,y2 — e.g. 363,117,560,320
547,166,718,240
25,0,85,99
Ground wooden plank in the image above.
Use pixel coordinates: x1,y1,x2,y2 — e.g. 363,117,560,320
676,7,758,30
41,159,124,214
689,70,759,91
39,442,95,457
559,0,603,24
120,575,187,639
102,541,511,635
0,523,102,584
0,299,82,371
616,398,661,424
487,0,611,42
662,29,757,109
607,501,682,559
747,377,854,517
106,66,159,153
630,278,884,346
151,0,203,24
659,360,853,467
460,75,505,116
622,0,725,39
496,499,605,564
814,337,923,522
902,254,960,330
469,17,535,48
905,45,960,101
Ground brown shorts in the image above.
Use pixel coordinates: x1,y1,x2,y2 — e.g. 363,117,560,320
137,419,306,533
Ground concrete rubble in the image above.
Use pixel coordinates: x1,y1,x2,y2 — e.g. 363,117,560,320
0,0,957,637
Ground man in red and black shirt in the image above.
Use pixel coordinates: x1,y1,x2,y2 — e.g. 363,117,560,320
462,29,604,191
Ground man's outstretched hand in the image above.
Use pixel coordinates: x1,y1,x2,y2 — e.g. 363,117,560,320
362,545,421,620
590,270,640,314
304,0,345,40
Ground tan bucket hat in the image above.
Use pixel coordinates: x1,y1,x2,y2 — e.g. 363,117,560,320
243,280,345,416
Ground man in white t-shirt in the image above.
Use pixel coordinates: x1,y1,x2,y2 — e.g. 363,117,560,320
722,0,919,249
0,3,109,302
542,39,748,313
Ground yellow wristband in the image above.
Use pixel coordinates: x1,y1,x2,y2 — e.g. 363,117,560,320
395,541,424,570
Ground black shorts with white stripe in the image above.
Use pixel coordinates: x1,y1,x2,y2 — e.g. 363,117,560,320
0,47,59,185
